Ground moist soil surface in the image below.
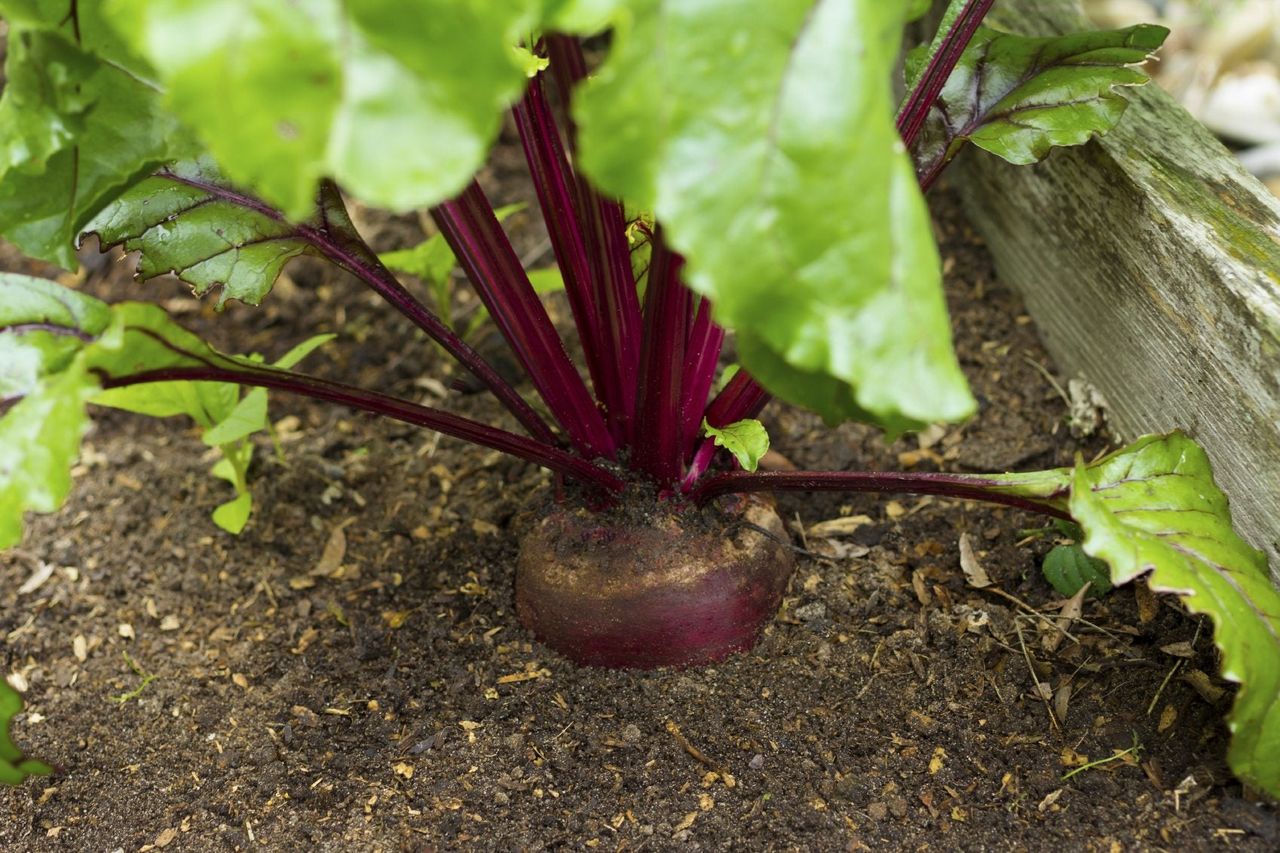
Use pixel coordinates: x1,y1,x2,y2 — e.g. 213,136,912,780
2,151,1278,851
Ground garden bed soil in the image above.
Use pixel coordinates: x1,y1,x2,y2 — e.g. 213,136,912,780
2,154,1278,850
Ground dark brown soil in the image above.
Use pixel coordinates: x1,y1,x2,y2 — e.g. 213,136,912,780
2,151,1277,851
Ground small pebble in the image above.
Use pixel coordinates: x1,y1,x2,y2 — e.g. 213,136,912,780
622,724,642,744
749,753,765,770
794,601,827,622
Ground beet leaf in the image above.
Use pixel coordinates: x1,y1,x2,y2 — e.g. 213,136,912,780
989,434,1280,796
0,2,189,266
573,0,975,431
104,0,619,217
908,24,1169,188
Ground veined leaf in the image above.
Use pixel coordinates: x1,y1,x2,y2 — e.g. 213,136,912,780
910,24,1169,181
84,160,316,307
0,2,191,267
575,0,975,431
0,680,51,786
1042,543,1112,599
702,418,769,473
991,433,1280,797
105,0,616,218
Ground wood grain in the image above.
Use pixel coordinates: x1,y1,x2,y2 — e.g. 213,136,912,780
950,0,1280,579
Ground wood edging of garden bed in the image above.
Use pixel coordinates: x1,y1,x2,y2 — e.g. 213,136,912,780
950,0,1280,582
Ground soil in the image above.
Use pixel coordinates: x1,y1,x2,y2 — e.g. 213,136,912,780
2,145,1278,851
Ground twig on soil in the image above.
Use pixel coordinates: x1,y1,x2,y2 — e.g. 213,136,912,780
1147,660,1184,716
111,650,158,704
1062,736,1142,781
980,586,1081,647
729,520,839,565
665,720,735,788
1146,620,1204,715
1014,620,1060,732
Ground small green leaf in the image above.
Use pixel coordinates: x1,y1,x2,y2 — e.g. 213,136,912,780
85,160,315,307
911,24,1169,180
211,491,253,535
576,0,974,430
0,679,51,786
991,433,1280,797
379,204,523,285
202,388,268,447
379,234,457,284
273,334,336,371
512,44,550,78
1042,543,1112,599
526,266,565,295
702,417,769,472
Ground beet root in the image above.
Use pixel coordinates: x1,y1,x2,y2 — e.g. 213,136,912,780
515,495,795,669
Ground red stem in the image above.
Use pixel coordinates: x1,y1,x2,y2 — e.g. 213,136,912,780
680,298,726,458
691,470,1070,520
632,230,692,484
99,364,623,493
432,182,616,459
155,172,556,444
896,0,996,150
545,35,643,441
705,369,770,427
513,72,630,440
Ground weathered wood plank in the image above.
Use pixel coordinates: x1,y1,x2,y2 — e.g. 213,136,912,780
951,0,1280,580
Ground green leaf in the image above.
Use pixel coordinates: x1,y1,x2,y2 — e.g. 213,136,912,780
211,491,253,535
0,26,96,173
526,266,565,296
0,275,119,548
1042,543,1112,599
273,333,336,370
541,0,623,31
209,442,255,534
379,202,524,283
906,0,934,23
575,0,975,430
0,366,100,549
991,433,1280,797
84,160,315,307
0,274,329,544
105,1,608,217
380,234,458,285
513,45,551,78
0,679,51,786
0,4,190,267
202,388,269,447
702,417,769,472
911,24,1169,179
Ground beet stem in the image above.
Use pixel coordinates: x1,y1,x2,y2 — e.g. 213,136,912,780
692,469,1071,520
432,182,616,459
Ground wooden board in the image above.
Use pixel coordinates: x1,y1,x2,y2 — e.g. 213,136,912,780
950,1,1280,580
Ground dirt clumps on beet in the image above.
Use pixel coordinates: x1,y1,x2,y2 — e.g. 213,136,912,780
515,493,795,669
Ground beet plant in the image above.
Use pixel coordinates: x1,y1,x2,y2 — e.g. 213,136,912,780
1,0,1278,798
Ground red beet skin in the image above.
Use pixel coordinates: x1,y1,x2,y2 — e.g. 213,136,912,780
515,495,795,669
